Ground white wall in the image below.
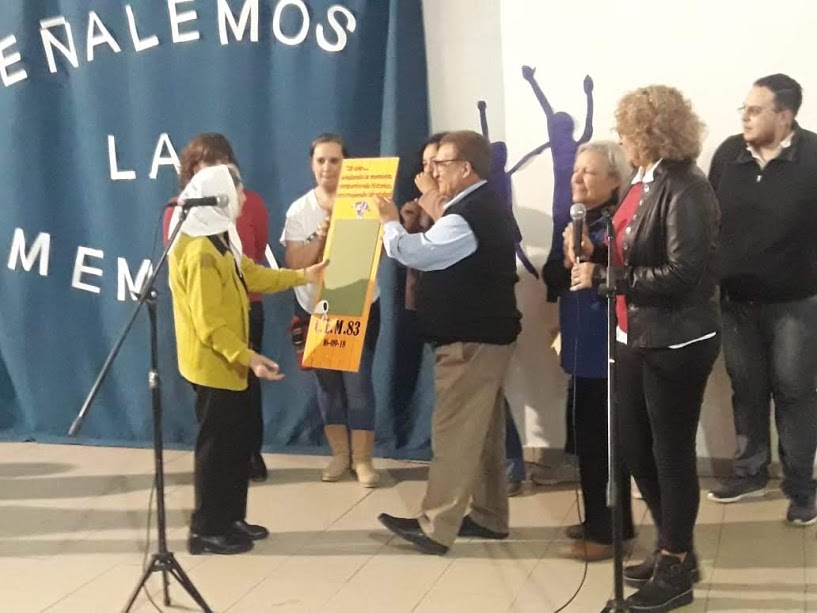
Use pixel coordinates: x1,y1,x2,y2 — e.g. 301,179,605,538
423,0,817,462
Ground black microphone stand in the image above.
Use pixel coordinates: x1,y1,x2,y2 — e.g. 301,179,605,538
600,209,630,613
69,206,212,613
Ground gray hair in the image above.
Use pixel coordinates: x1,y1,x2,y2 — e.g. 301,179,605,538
576,140,632,202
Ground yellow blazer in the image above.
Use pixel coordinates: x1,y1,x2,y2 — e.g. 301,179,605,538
169,233,306,390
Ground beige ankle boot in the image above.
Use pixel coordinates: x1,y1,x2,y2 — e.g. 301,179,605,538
351,430,380,488
322,425,350,482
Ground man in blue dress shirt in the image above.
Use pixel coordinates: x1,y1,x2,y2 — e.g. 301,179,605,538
376,131,522,555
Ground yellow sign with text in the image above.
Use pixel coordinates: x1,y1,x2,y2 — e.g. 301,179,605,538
302,157,400,371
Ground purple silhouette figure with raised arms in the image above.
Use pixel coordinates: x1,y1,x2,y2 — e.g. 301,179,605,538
511,66,594,299
477,99,539,278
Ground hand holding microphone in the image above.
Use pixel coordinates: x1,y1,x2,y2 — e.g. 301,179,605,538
565,203,597,291
563,203,594,267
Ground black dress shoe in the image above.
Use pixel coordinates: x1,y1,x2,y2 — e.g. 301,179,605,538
187,532,254,555
249,453,268,482
625,550,699,587
377,513,449,556
229,520,269,541
457,515,509,540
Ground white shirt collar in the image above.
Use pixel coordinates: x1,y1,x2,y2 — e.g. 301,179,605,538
443,180,487,210
631,159,663,185
746,130,794,166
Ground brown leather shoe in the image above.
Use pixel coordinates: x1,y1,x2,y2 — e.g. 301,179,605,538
561,538,615,562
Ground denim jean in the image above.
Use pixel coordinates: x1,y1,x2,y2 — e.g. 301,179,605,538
313,302,380,432
505,399,525,481
722,294,817,503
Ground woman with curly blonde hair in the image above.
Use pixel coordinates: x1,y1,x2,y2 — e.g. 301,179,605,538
568,85,721,612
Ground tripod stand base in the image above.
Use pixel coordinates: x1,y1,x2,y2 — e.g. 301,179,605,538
124,551,212,612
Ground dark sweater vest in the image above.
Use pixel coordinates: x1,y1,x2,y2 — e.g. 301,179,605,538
710,126,817,302
416,184,522,345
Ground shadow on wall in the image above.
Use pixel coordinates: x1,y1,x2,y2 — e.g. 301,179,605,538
498,66,595,449
506,262,566,449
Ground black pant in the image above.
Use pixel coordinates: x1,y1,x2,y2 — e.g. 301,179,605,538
721,295,817,503
569,377,635,544
248,301,265,457
617,336,719,553
191,384,252,535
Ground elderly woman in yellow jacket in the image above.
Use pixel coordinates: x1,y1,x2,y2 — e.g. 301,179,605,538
168,164,326,555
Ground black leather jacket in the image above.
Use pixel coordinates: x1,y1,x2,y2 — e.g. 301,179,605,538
591,160,721,348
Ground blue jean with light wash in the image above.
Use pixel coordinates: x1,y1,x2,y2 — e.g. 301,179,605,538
313,302,380,432
722,294,817,503
505,399,525,481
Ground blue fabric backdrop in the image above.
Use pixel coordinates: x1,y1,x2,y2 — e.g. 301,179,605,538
0,0,433,458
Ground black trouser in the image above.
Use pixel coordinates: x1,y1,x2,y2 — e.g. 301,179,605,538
248,301,265,457
617,336,720,553
569,376,635,544
191,384,252,535
721,295,817,503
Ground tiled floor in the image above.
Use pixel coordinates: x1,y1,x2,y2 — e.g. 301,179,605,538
0,442,813,612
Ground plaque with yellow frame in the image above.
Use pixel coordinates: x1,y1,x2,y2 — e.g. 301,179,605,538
302,157,400,371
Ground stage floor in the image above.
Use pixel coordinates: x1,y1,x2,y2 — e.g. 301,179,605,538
0,442,812,612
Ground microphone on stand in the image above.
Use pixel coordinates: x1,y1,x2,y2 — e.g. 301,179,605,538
570,203,587,262
175,194,230,209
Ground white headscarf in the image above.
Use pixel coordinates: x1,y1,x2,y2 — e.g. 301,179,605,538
168,164,243,262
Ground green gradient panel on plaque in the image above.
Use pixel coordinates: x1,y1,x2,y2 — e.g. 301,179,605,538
321,219,381,317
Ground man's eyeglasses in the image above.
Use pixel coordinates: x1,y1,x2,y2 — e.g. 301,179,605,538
738,105,778,118
431,158,464,171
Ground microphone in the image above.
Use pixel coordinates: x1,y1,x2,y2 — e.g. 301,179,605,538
570,203,587,262
176,194,229,209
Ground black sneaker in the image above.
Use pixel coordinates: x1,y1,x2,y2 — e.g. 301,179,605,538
624,550,699,588
786,496,817,526
625,553,693,612
707,477,767,503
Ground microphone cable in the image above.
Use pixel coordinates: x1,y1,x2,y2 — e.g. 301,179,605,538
554,284,588,612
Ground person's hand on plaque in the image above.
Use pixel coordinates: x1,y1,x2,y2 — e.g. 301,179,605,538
303,259,330,284
375,195,400,224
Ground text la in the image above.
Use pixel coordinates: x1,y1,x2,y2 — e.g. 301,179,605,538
108,133,180,181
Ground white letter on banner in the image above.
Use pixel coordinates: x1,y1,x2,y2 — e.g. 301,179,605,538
108,135,136,181
149,133,181,180
117,258,153,302
317,5,356,53
272,0,309,46
72,247,104,294
87,11,122,62
7,229,50,276
125,5,160,52
218,0,259,45
0,35,28,87
40,16,80,74
168,0,201,44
